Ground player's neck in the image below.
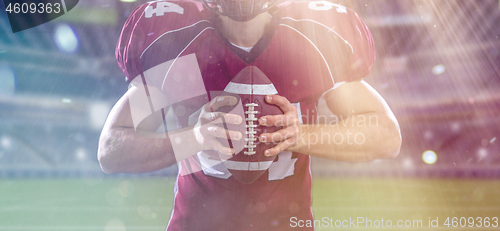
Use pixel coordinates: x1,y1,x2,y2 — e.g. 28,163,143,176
218,13,272,48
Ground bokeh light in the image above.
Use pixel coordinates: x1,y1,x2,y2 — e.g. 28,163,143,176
118,180,135,197
477,148,488,159
422,150,437,164
75,147,87,161
432,64,446,75
104,219,126,231
1,136,12,149
403,158,414,168
0,65,15,96
53,24,79,53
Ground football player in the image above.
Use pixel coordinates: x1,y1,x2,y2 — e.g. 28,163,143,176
98,0,402,230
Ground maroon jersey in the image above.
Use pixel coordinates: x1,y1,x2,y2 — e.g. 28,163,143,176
116,1,375,230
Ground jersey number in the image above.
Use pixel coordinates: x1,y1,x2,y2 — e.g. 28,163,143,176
199,151,297,181
145,2,184,18
268,151,297,181
308,1,347,13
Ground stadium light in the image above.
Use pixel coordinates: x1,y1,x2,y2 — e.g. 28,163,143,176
53,23,79,53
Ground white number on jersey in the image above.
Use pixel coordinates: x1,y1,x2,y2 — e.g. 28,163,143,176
268,151,297,180
308,1,347,14
145,1,184,18
197,151,297,181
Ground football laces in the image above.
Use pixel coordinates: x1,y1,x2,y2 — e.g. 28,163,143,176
244,102,259,155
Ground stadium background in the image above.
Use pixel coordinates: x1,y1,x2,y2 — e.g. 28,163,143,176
0,0,499,230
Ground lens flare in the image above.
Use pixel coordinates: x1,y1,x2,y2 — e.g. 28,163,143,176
422,150,437,164
432,64,446,75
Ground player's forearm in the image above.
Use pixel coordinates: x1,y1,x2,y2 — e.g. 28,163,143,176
288,112,401,162
97,126,205,174
98,126,174,174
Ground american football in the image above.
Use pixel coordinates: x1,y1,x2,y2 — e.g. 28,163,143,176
216,66,283,184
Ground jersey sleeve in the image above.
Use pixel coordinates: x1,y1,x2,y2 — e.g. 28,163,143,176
116,4,147,82
115,0,208,82
336,8,375,82
279,2,376,83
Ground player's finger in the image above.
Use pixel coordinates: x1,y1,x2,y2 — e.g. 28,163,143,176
205,125,242,141
200,111,225,123
223,113,243,125
264,137,295,156
205,138,234,155
200,112,242,125
201,111,242,124
259,114,299,127
265,95,296,114
259,126,298,143
207,96,238,112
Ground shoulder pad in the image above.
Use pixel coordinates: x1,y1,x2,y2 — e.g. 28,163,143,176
116,0,211,81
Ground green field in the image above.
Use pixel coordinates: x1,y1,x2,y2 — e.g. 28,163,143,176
0,177,499,230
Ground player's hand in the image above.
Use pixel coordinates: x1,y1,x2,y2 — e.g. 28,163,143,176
258,95,300,156
193,96,243,155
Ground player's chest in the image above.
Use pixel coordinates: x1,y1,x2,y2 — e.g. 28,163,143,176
190,29,334,101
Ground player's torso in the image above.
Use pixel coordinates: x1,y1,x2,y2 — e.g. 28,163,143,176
138,1,351,121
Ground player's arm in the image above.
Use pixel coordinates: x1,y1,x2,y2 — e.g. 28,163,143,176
98,87,178,174
97,87,241,174
259,81,401,162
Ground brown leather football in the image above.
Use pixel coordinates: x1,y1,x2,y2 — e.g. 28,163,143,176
215,66,283,184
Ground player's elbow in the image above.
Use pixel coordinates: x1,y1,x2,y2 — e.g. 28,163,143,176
97,135,120,174
98,147,115,174
378,120,402,159
383,133,401,159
